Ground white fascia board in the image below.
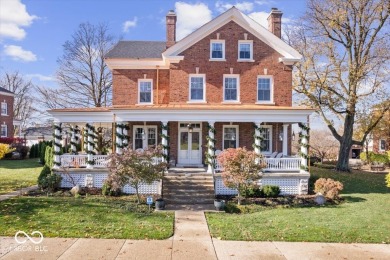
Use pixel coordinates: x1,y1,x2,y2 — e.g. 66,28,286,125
163,7,302,61
48,111,114,123
279,57,301,65
0,91,14,97
114,109,314,123
105,58,169,70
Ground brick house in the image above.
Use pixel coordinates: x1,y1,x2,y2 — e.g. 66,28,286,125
0,86,15,138
48,7,314,196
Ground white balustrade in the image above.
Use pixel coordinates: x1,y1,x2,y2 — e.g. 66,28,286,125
60,154,109,168
93,155,109,168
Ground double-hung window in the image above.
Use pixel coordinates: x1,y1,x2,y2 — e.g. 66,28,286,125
260,126,272,154
138,79,153,104
379,139,386,151
257,76,273,103
189,74,205,102
1,102,7,115
1,125,7,137
210,40,225,60
223,125,239,149
223,75,239,102
238,40,253,61
133,126,157,150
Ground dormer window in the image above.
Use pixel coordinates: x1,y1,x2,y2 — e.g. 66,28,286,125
238,40,253,61
138,79,153,104
210,40,225,60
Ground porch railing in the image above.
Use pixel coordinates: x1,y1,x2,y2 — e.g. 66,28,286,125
60,154,109,168
214,157,302,173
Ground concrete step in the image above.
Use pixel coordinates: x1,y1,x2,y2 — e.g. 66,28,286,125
164,198,215,205
164,194,214,200
163,179,214,184
163,191,214,197
164,176,213,180
163,188,214,193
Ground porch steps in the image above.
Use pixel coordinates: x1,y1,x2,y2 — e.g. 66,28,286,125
163,173,215,205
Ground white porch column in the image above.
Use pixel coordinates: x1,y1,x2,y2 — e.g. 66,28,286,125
70,125,76,154
161,121,169,162
207,121,215,174
86,123,94,169
53,122,62,169
115,122,123,154
122,122,128,148
299,122,309,172
254,122,263,156
282,124,289,156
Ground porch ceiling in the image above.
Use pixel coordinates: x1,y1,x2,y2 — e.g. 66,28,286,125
48,105,315,123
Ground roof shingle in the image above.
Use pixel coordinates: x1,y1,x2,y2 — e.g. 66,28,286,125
105,41,166,59
0,86,13,94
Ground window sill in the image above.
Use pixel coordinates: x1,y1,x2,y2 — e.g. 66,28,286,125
209,58,226,61
221,101,241,104
187,101,207,104
136,103,153,106
237,59,255,62
255,102,275,105
1,114,8,116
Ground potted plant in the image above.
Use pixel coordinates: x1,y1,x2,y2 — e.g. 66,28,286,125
155,198,165,210
214,199,225,211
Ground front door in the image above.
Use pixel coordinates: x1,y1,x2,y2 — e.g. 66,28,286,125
178,123,202,165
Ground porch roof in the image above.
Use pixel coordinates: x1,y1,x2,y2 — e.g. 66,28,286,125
48,104,315,124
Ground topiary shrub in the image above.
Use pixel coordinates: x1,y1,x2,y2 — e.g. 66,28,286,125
38,165,62,192
262,185,280,198
314,178,343,199
240,186,263,198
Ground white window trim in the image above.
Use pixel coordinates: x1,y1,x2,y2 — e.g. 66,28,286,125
223,125,239,150
210,40,226,61
1,102,7,116
237,40,254,62
1,124,7,137
188,74,206,103
222,74,240,103
138,79,153,105
379,139,386,151
132,125,158,150
256,75,274,105
260,125,272,155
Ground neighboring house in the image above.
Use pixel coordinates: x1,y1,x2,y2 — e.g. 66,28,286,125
22,126,54,147
370,110,390,153
0,86,15,138
48,7,314,195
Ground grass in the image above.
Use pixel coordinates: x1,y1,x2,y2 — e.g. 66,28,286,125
0,159,42,194
206,167,390,243
0,195,174,239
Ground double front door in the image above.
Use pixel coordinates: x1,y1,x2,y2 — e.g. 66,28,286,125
178,123,202,165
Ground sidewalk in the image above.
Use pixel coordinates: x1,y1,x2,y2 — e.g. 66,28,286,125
1,210,390,259
0,185,38,202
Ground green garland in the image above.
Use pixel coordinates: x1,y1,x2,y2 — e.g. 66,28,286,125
160,123,170,162
205,123,216,167
252,124,265,150
298,123,310,171
115,123,130,149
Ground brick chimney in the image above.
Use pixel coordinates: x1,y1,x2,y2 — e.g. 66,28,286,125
166,10,177,49
267,8,283,38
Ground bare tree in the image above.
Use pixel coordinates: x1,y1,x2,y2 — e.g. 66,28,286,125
287,0,390,171
37,22,115,109
310,129,340,162
0,71,35,131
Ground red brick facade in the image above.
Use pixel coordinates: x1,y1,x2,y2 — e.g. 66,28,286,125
0,92,14,138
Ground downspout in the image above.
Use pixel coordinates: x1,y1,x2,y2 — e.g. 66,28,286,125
156,65,160,104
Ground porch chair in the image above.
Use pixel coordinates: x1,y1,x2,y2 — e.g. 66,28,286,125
267,152,283,169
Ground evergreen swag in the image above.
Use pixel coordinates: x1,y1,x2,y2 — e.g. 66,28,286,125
160,123,170,162
70,125,80,154
85,123,96,156
205,123,216,167
298,123,310,171
252,123,264,150
115,123,129,149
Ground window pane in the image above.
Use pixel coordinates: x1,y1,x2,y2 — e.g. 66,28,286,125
192,132,200,150
224,78,237,100
224,127,237,148
180,132,188,150
139,82,152,103
190,77,204,100
1,125,7,137
211,43,223,58
239,43,251,59
258,78,271,101
260,128,270,152
148,128,156,147
134,128,143,149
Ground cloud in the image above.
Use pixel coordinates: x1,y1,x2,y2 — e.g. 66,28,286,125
26,74,54,82
0,0,38,40
248,11,294,28
254,0,275,5
123,17,138,32
175,2,212,40
3,45,37,62
215,1,254,13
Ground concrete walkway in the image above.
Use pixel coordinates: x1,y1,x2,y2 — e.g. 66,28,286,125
1,210,390,259
0,185,38,202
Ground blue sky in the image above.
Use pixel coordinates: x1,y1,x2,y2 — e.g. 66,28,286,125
0,0,306,87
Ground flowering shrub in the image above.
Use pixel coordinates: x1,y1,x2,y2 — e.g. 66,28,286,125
0,137,25,145
218,147,265,205
314,178,343,199
0,143,15,159
106,146,167,203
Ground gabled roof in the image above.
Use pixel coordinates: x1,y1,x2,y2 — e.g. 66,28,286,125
0,86,14,95
164,7,301,64
105,41,166,59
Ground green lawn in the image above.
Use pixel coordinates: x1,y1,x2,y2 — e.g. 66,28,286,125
0,196,174,239
0,159,42,194
206,167,390,243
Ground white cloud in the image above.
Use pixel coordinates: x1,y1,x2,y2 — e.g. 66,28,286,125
26,74,54,82
254,0,274,6
215,1,254,13
175,2,212,40
123,17,138,32
3,45,37,62
0,0,38,40
248,11,269,27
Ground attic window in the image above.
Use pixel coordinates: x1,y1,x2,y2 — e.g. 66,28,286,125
210,40,225,60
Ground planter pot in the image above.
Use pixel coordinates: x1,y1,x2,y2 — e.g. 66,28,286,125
214,199,225,211
155,199,165,210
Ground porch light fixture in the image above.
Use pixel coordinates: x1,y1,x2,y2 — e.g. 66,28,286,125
292,131,296,141
187,123,193,133
279,130,283,141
